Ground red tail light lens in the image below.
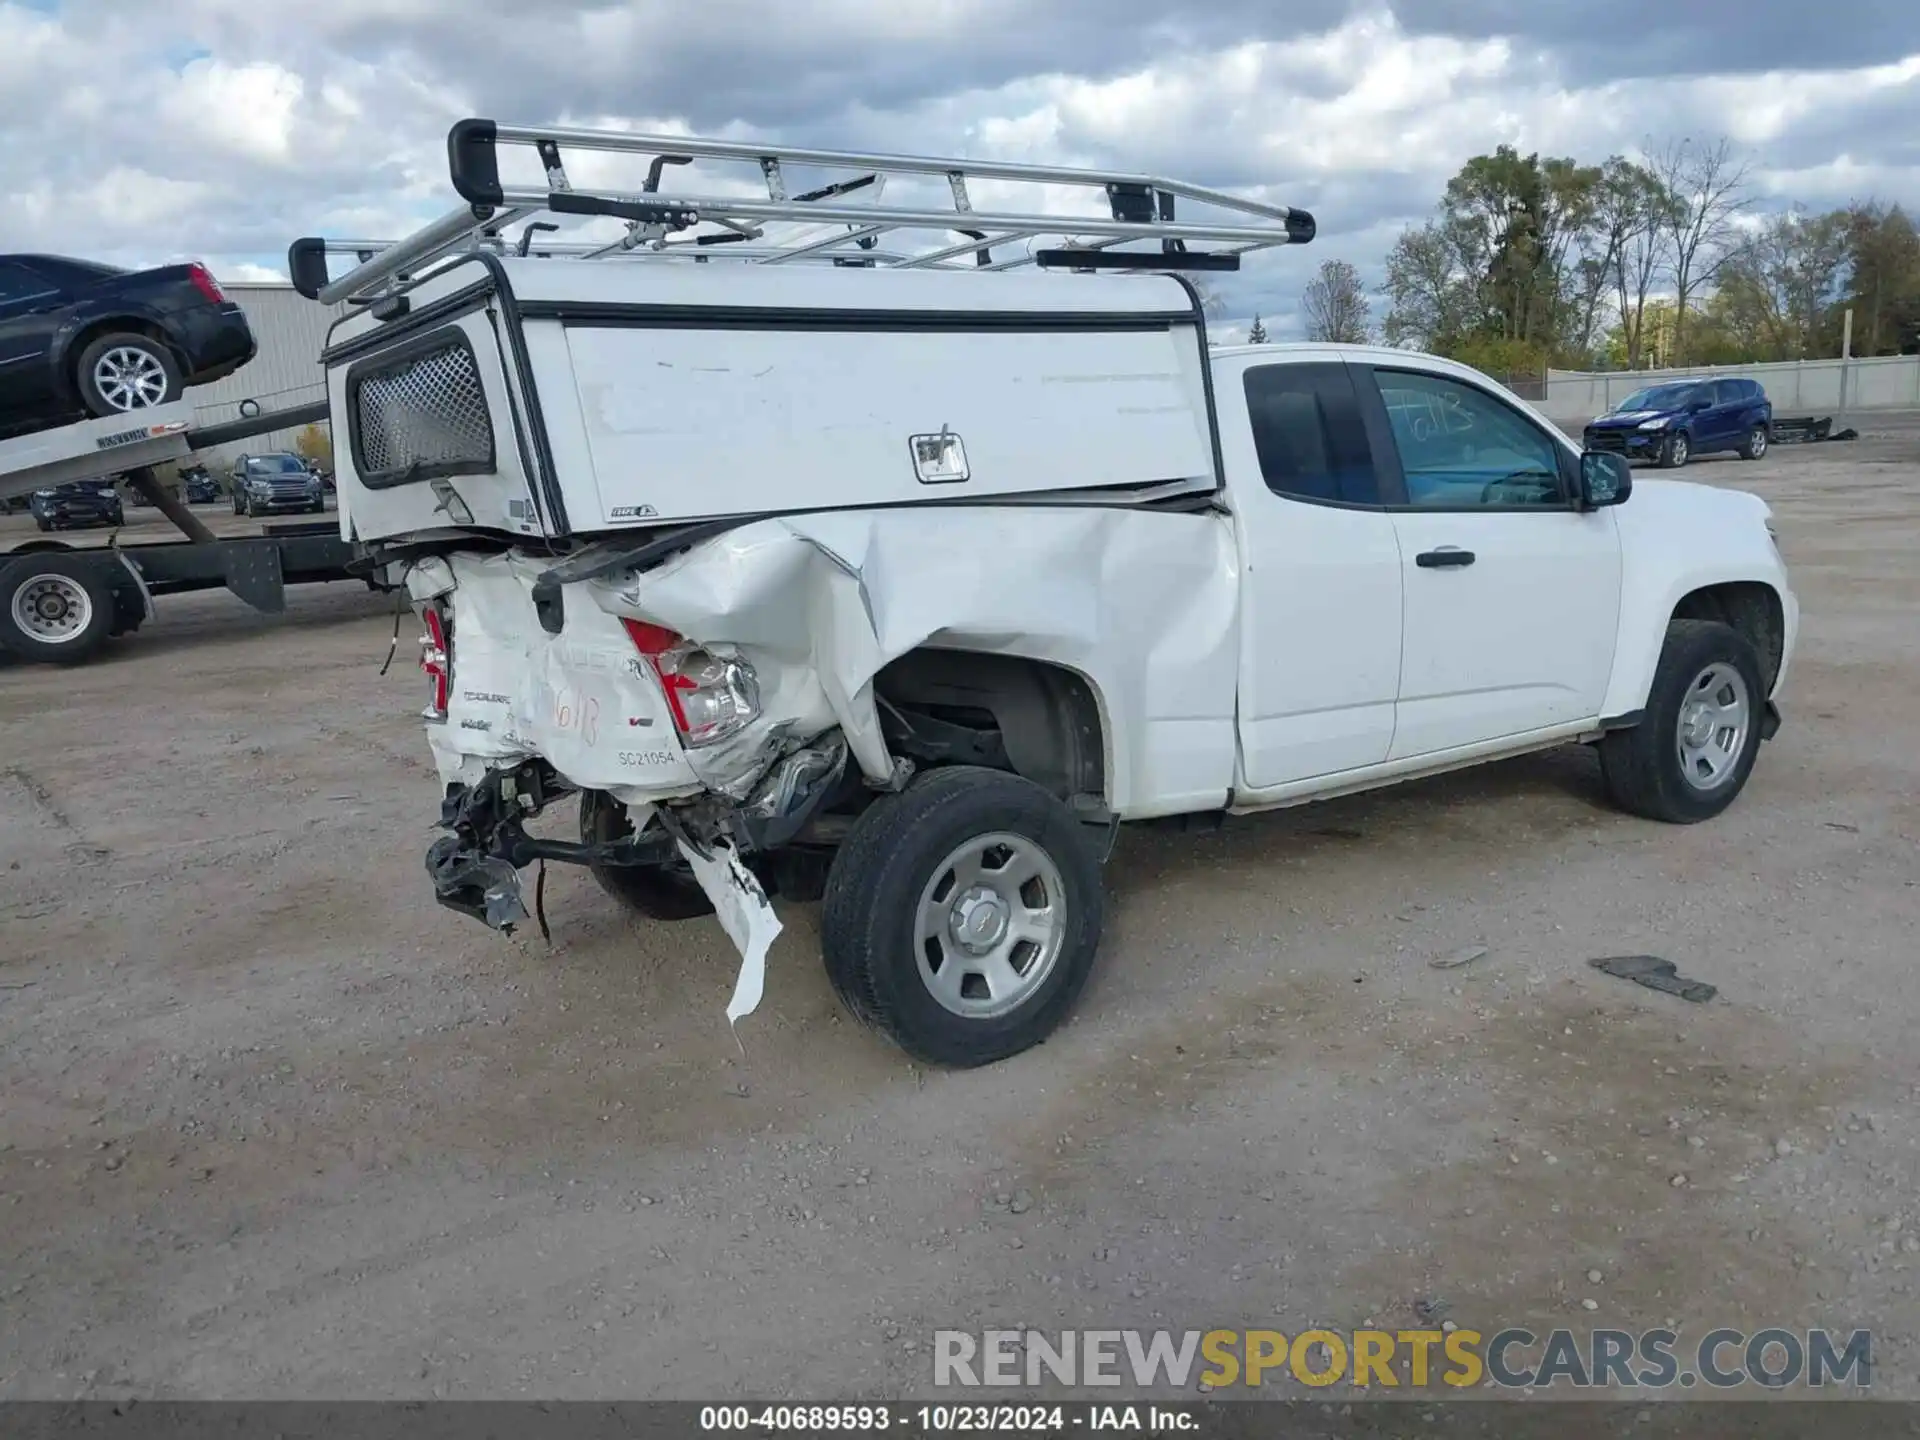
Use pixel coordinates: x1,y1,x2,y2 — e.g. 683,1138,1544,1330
419,603,451,721
620,618,760,747
187,263,226,304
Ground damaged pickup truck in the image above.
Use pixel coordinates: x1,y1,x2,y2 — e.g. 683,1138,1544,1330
290,120,1797,1067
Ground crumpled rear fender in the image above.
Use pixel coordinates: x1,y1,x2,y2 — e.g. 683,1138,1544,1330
588,505,1243,816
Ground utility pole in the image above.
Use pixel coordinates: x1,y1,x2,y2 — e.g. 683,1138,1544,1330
1838,307,1854,425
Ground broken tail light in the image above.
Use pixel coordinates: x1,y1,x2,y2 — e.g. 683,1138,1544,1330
419,601,451,722
620,619,760,748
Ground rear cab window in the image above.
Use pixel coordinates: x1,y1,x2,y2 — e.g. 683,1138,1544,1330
1241,362,1381,506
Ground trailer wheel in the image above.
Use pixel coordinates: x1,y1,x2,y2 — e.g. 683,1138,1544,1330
0,553,116,664
820,765,1104,1068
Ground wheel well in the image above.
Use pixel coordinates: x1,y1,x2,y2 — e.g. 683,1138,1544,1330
65,318,179,387
1673,581,1785,690
873,650,1107,808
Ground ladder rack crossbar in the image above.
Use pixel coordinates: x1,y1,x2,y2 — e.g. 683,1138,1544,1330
296,118,1315,304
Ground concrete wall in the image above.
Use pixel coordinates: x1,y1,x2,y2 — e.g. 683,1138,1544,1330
184,283,350,463
1541,355,1920,423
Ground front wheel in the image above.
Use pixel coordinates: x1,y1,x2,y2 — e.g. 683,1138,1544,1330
1659,430,1691,468
820,766,1104,1068
1599,619,1766,824
1740,424,1769,460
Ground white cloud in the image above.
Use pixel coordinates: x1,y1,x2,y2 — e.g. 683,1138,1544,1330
1,1,1917,338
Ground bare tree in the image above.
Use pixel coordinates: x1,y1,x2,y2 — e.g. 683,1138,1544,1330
1592,158,1676,370
1649,137,1752,365
1302,259,1372,344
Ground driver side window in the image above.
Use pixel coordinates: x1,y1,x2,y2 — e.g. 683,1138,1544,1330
1375,371,1568,510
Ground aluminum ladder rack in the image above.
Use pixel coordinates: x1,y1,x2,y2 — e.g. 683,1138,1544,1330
292,118,1315,305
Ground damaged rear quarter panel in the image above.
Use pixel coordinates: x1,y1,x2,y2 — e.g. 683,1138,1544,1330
587,505,1243,816
408,552,703,798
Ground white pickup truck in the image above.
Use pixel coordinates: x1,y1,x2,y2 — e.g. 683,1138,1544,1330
294,121,1796,1067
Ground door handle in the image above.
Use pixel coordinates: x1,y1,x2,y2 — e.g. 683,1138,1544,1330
1416,547,1475,569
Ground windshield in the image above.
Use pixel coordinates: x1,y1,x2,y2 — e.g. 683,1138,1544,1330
248,456,308,476
1617,384,1702,412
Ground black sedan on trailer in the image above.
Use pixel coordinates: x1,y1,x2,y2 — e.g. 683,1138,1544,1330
0,253,257,440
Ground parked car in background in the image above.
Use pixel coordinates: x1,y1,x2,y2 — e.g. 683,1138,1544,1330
230,451,326,516
1583,378,1772,468
28,478,124,531
0,253,257,441
180,464,219,504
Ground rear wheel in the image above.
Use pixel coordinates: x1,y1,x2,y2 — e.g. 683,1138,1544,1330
579,788,714,921
1659,430,1691,468
0,553,115,665
820,766,1104,1068
74,333,183,417
1740,423,1769,460
1599,619,1766,824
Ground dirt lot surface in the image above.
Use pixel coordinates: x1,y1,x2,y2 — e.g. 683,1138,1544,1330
2,428,1917,1401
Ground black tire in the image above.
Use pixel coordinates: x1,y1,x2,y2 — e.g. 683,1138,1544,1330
578,788,714,921
1599,619,1767,824
820,765,1104,1068
73,332,183,418
1739,423,1769,461
1659,429,1691,468
0,553,116,665
34,516,50,533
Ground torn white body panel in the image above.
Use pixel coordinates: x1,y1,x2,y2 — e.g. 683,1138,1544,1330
404,551,704,801
676,837,784,1026
586,505,1245,817
412,505,1243,820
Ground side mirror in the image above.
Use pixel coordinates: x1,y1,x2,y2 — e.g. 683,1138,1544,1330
1579,451,1633,509
1687,396,1711,412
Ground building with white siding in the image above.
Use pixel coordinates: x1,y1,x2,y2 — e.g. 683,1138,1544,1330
184,283,350,462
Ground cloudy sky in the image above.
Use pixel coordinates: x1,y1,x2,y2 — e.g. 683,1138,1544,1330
3,0,1918,338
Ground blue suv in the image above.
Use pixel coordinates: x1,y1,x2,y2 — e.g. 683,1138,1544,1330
1583,378,1772,468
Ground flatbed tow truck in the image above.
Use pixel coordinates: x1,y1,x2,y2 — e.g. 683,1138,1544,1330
0,398,373,665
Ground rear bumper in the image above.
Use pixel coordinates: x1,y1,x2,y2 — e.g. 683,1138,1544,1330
171,304,258,380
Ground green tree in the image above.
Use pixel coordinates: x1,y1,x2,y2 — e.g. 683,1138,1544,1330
1384,146,1602,362
294,422,333,470
1712,208,1849,360
1247,314,1268,344
1836,202,1920,355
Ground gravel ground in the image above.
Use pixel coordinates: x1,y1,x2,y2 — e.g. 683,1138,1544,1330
1,431,1916,1401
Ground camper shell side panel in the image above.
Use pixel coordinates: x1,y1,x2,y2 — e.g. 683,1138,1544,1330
326,255,1223,544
